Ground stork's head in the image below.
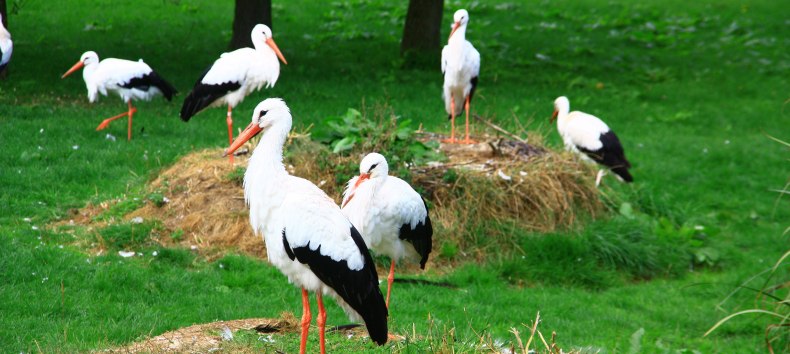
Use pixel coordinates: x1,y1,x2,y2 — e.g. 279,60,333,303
356,152,389,184
449,9,470,39
252,23,287,65
342,153,389,207
551,96,570,123
225,98,292,156
61,51,99,79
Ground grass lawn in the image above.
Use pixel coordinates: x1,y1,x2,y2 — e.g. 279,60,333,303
0,0,787,352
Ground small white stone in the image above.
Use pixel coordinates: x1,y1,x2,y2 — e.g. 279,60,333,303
105,134,117,142
72,145,79,150
31,226,39,230
130,216,144,224
190,245,198,250
152,251,158,257
23,218,31,222
40,128,44,133
497,170,512,181
118,251,135,258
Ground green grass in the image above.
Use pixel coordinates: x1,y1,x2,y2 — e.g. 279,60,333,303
1,0,788,352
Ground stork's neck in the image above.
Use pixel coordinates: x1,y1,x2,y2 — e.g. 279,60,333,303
244,123,290,200
82,62,98,82
555,106,571,132
448,25,468,46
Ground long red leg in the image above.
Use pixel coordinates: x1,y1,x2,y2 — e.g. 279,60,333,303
127,101,137,141
299,288,312,354
95,112,129,132
460,95,476,144
317,292,327,354
386,259,395,309
442,95,457,143
226,105,234,164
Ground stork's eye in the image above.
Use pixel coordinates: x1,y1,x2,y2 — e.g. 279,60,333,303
368,163,378,173
259,110,268,118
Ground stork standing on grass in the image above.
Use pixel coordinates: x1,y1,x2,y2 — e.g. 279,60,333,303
181,24,287,163
341,153,433,309
224,98,388,354
551,96,633,186
61,51,177,141
441,9,480,144
0,13,12,73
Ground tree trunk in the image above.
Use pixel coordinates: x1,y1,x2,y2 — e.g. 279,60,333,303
0,0,7,79
0,0,6,28
229,0,272,50
400,0,443,67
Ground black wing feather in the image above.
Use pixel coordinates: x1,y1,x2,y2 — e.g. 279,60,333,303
179,65,242,121
119,71,178,101
398,198,433,269
577,130,633,182
282,227,388,345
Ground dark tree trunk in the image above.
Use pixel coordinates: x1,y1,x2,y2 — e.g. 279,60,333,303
0,0,6,27
400,0,443,67
229,0,272,50
0,0,7,79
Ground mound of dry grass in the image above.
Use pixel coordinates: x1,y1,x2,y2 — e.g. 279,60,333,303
56,122,601,267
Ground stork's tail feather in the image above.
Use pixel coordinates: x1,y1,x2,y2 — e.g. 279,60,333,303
179,80,242,122
612,166,633,183
149,71,177,101
180,90,208,122
359,287,389,345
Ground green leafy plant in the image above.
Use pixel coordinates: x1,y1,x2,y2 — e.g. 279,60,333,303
311,107,445,170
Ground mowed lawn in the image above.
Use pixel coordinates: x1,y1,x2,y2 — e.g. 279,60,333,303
0,0,787,352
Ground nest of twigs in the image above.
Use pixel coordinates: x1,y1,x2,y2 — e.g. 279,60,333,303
56,127,602,266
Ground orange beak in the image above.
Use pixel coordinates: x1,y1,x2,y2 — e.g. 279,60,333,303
341,173,371,208
61,60,84,79
224,121,263,157
266,38,288,65
448,21,461,41
354,173,371,188
550,109,558,123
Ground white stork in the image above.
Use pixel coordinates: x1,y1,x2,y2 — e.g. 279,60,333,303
0,13,12,73
341,153,433,309
551,96,633,186
441,9,480,144
61,51,177,141
181,24,286,163
224,98,388,354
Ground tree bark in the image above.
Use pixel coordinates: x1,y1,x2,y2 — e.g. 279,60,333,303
229,0,272,50
400,0,443,67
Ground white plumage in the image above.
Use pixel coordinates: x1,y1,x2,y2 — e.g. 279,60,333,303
552,96,633,185
180,24,287,160
61,51,176,140
341,153,433,308
0,14,12,72
225,98,387,353
67,52,169,103
441,9,480,144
